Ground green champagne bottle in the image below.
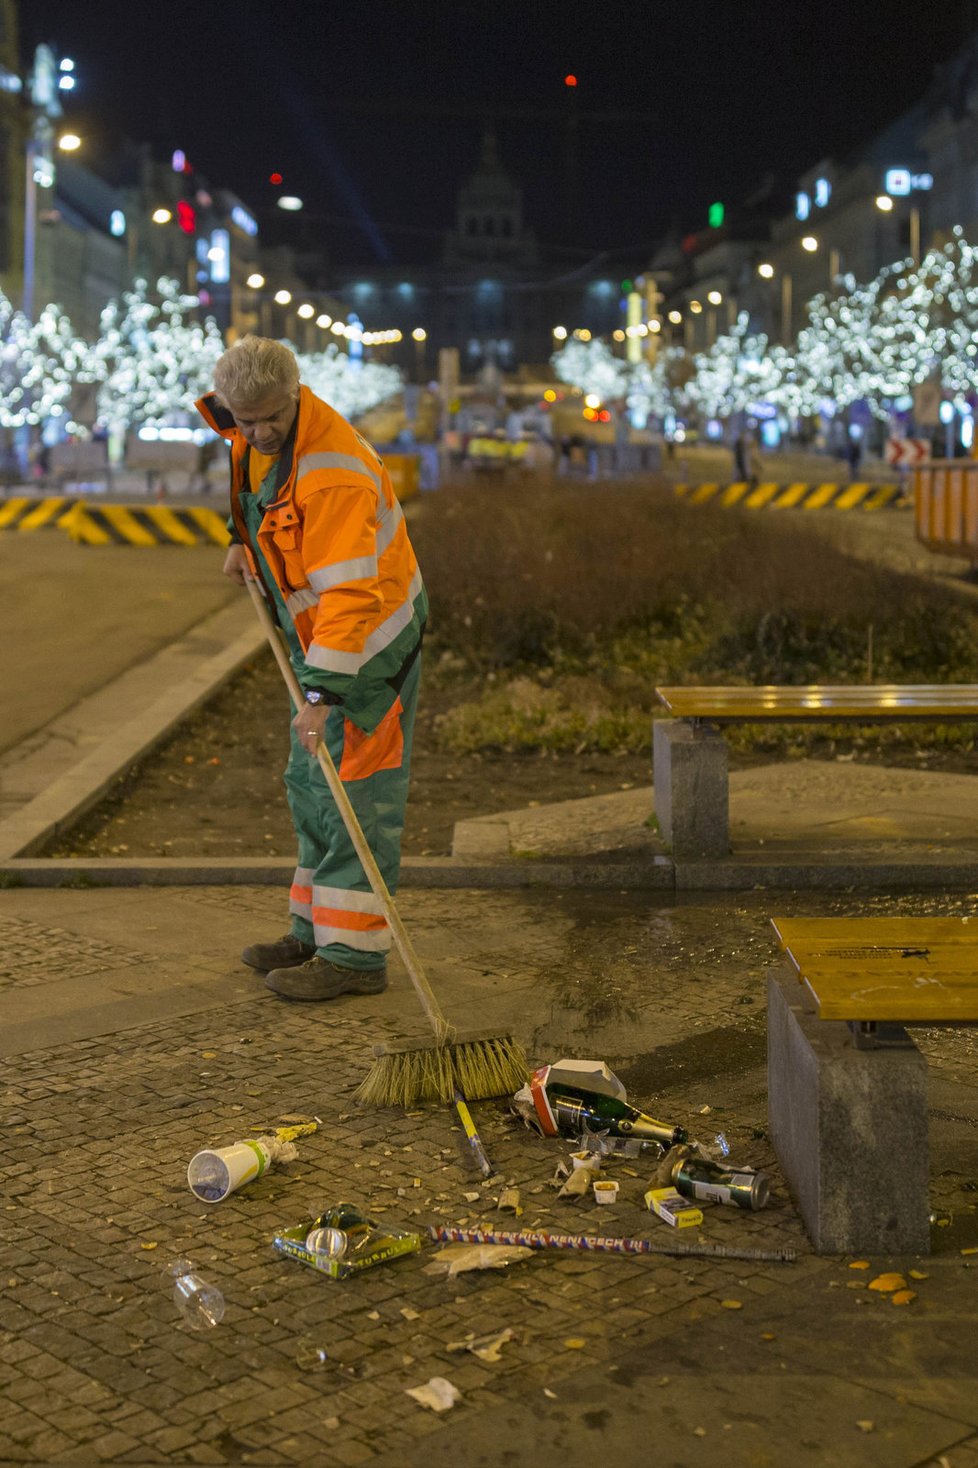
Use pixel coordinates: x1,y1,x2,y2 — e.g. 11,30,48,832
546,1084,687,1148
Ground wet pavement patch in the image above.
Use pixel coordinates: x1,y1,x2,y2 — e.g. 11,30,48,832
616,1021,767,1095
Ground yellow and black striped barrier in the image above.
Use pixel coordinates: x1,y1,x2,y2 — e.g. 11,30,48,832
0,495,79,531
675,481,906,510
60,502,231,547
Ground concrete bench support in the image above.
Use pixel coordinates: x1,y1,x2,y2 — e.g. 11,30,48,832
652,718,729,859
767,970,930,1255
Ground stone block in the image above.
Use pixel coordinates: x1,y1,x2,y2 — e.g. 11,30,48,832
767,968,930,1255
652,718,729,860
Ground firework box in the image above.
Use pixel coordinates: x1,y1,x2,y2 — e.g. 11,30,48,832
272,1223,423,1279
645,1187,703,1229
547,1058,627,1102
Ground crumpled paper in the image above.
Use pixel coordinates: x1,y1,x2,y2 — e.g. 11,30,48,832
405,1376,461,1412
447,1327,516,1362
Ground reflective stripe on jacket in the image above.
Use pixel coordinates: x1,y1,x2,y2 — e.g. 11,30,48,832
196,384,427,732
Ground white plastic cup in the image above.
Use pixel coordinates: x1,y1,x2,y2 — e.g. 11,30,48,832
593,1179,619,1206
571,1150,599,1171
187,1139,272,1203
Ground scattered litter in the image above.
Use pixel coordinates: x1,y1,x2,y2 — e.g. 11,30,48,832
557,1172,592,1199
497,1187,522,1215
713,1132,730,1158
646,1187,702,1229
423,1244,534,1276
187,1133,301,1204
274,1202,422,1279
447,1327,516,1362
405,1377,461,1413
693,1426,707,1437
295,1338,330,1370
367,1311,381,1321
891,1290,916,1306
856,1421,875,1433
519,1063,687,1148
323,1416,340,1431
139,1241,158,1251
760,1333,776,1342
563,1338,586,1350
463,1191,481,1203
908,1269,929,1280
868,1273,906,1293
849,1260,871,1270
543,1388,558,1399
571,1150,599,1171
697,1105,712,1115
720,1299,743,1310
657,1376,671,1386
401,1307,421,1320
166,1259,224,1330
593,1179,619,1206
654,1144,770,1211
961,1247,978,1256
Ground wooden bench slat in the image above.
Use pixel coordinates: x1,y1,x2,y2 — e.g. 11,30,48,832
656,684,978,721
772,917,978,1021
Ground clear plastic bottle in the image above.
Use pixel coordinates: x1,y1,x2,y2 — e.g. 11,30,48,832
167,1258,225,1329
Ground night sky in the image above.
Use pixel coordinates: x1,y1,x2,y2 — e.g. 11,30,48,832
22,1,973,270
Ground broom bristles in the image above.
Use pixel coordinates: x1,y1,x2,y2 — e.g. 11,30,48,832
355,1035,528,1108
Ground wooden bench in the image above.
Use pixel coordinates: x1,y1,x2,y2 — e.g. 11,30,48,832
653,684,978,860
768,916,978,1253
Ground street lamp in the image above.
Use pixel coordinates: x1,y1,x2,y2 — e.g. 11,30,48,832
412,326,427,382
875,192,920,265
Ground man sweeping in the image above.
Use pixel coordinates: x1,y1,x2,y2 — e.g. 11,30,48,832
196,336,427,1001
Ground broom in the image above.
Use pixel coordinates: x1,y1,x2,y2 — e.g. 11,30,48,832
245,575,528,1110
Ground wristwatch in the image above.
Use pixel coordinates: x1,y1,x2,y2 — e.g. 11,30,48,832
304,689,328,706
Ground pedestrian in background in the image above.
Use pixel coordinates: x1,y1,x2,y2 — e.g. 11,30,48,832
196,337,427,1002
733,430,749,482
845,433,863,482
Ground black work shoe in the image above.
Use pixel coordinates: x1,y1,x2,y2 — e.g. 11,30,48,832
241,934,317,973
265,956,388,1001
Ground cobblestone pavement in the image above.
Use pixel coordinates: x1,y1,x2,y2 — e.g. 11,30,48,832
3,884,978,1467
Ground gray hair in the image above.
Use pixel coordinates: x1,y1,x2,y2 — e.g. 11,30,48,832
213,336,300,406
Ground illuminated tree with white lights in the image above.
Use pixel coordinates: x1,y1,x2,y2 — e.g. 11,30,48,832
626,346,693,424
0,292,84,429
689,315,788,418
551,337,630,402
92,277,225,433
294,343,403,421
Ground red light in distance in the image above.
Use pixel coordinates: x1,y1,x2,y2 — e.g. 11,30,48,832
564,74,577,87
269,172,283,185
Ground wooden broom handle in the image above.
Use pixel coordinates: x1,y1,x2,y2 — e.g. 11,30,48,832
244,575,452,1043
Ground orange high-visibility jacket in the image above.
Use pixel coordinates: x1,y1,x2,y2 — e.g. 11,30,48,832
197,384,427,733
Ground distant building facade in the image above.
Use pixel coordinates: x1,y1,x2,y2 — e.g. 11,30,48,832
328,131,626,377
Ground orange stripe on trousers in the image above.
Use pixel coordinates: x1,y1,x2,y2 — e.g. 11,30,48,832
311,905,387,933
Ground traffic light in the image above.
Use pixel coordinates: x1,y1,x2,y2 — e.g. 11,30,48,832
708,201,725,229
564,74,577,87
269,171,283,185
176,200,196,234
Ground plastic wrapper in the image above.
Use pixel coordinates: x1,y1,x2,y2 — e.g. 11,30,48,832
422,1243,534,1276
